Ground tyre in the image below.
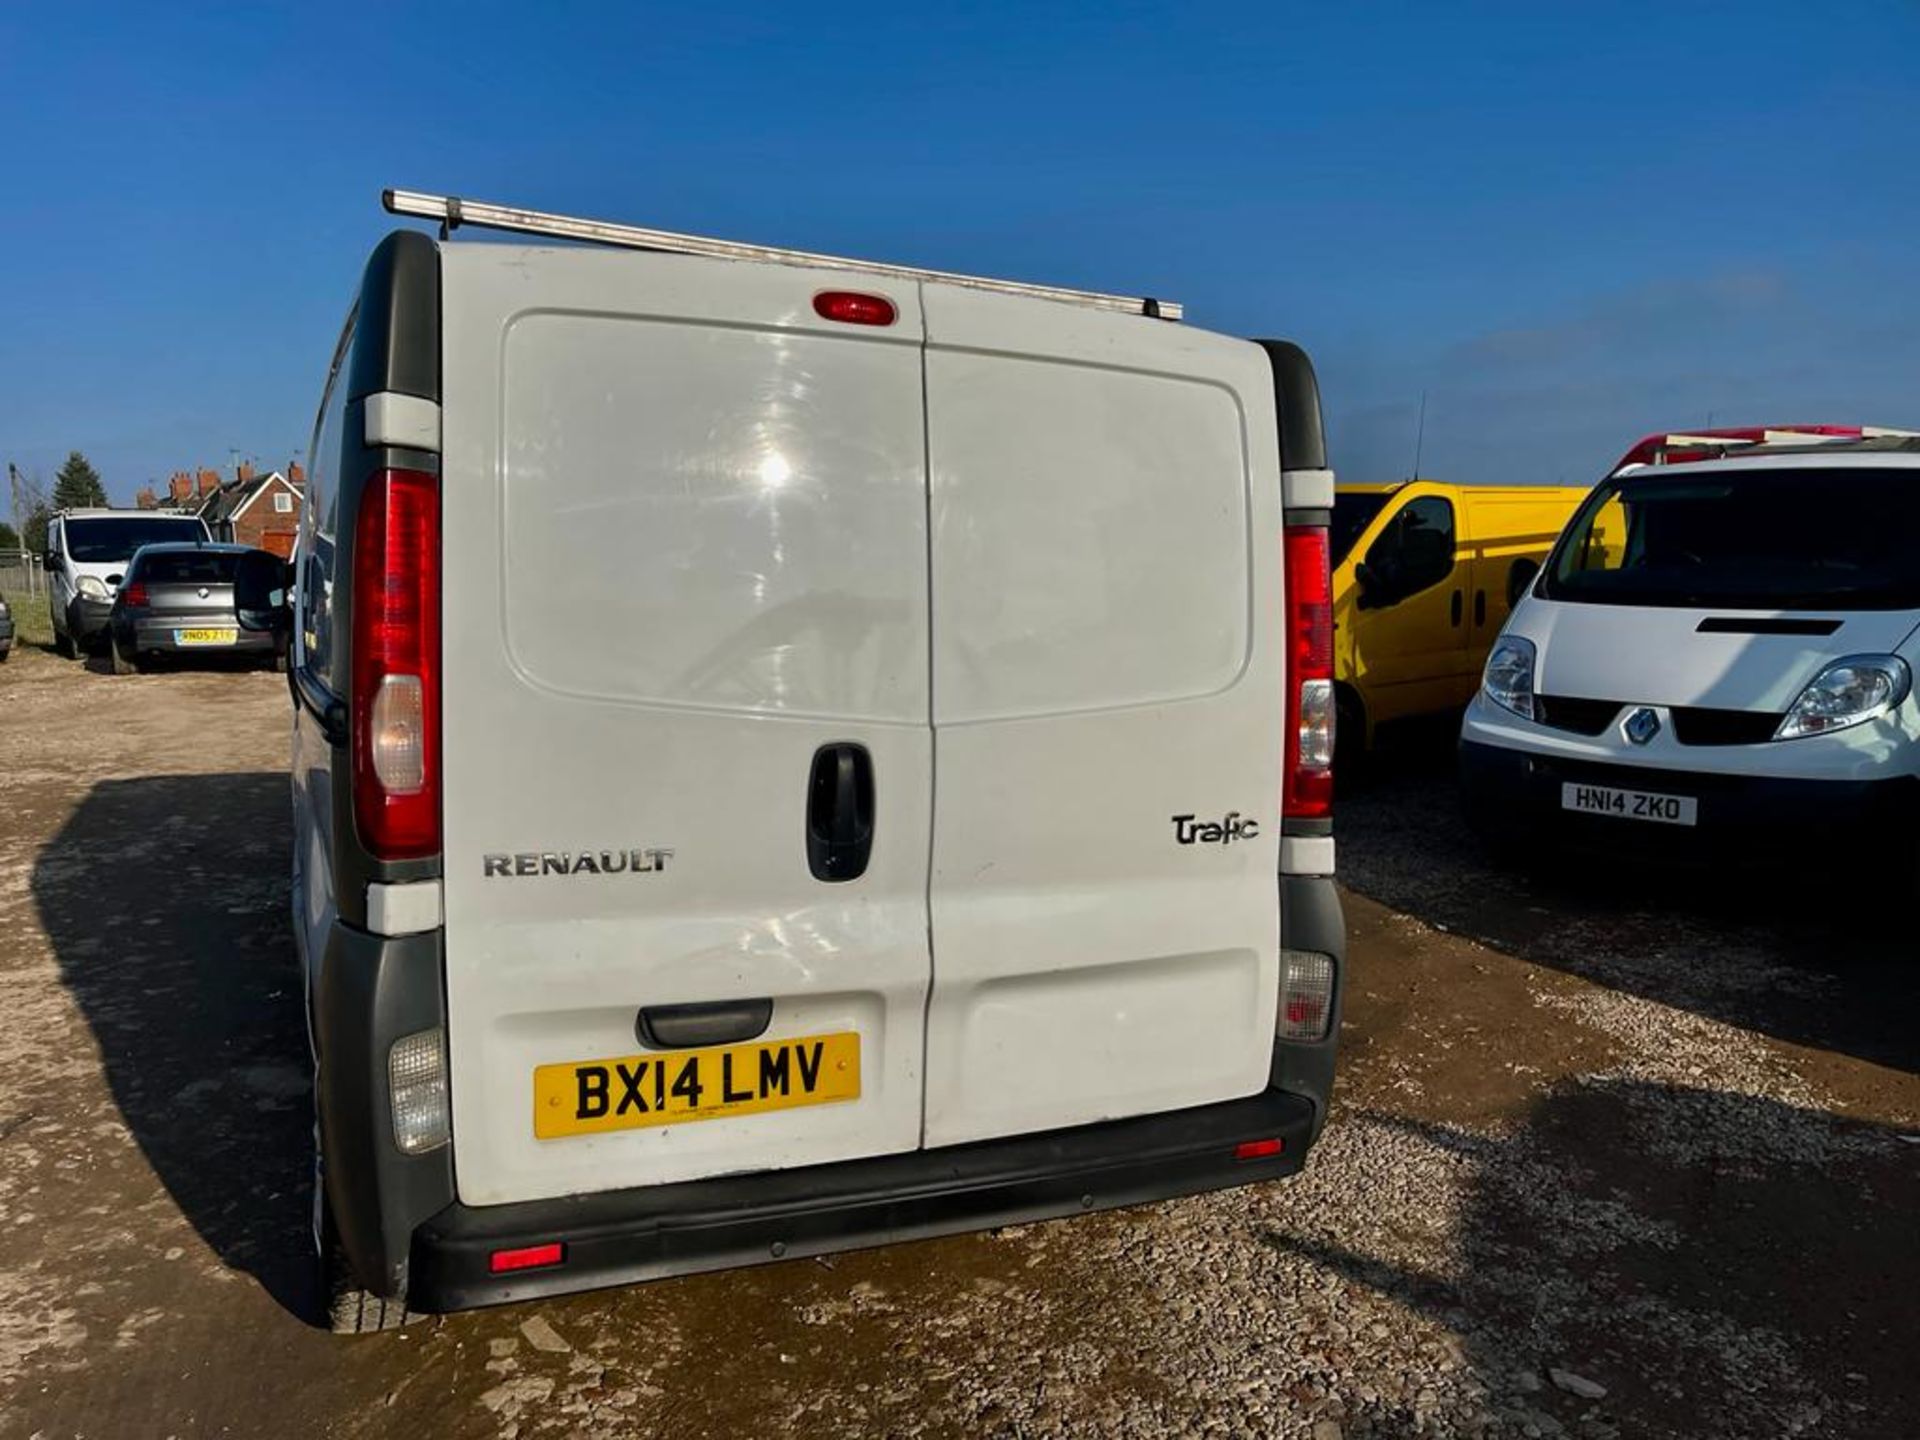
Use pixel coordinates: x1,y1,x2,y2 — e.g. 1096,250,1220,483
110,639,137,676
52,609,75,659
270,645,289,674
0,644,10,663
314,1141,417,1333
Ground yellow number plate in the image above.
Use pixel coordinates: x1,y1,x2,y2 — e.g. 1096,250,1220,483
533,1031,860,1139
175,628,238,645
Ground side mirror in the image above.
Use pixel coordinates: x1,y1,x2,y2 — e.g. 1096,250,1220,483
234,548,293,634
41,552,59,572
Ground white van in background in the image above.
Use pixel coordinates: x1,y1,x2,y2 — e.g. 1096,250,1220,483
236,191,1348,1330
1461,435,1920,860
45,508,212,657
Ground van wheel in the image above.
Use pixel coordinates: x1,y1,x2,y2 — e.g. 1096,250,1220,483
52,611,75,659
315,1151,418,1334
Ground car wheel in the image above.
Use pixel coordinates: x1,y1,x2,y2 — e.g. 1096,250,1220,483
270,646,290,674
110,639,137,675
0,644,10,663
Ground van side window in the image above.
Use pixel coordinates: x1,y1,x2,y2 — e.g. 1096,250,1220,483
1362,496,1455,606
300,314,353,686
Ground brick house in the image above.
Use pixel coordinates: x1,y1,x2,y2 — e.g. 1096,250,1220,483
197,461,305,556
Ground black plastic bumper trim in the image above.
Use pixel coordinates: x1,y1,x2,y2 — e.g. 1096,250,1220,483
408,1083,1314,1312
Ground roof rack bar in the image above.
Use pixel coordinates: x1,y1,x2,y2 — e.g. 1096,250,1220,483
383,189,1182,322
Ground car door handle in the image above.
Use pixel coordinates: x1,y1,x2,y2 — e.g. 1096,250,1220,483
638,998,774,1050
1450,589,1464,626
807,742,874,883
1474,589,1487,626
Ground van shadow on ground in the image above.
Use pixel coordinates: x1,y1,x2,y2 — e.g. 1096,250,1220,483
1267,1080,1920,1439
30,772,318,1319
1340,716,1920,1075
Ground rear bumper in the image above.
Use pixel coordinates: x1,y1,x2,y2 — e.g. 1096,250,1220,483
1459,737,1920,857
409,1082,1314,1312
323,874,1345,1311
112,614,278,655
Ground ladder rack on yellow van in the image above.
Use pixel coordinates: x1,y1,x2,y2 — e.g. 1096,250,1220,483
383,188,1183,322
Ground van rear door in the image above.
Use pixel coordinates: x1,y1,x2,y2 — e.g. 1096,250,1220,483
919,287,1286,1147
438,246,933,1207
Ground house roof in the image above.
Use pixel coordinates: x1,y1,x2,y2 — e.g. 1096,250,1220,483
197,470,288,525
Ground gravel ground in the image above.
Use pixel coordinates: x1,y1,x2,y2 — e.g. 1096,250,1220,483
1,651,1914,1440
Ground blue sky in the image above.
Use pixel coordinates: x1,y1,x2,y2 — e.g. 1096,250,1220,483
3,2,1917,505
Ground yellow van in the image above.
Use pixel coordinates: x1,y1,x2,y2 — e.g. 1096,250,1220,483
1333,480,1590,752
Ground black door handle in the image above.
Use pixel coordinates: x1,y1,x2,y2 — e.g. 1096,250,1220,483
807,742,874,882
1474,589,1487,626
1450,589,1463,626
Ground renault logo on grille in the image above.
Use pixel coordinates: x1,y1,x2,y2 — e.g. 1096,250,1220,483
1624,707,1661,745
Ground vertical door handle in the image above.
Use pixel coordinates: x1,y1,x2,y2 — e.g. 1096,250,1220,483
807,742,874,882
1450,589,1464,626
1474,589,1487,626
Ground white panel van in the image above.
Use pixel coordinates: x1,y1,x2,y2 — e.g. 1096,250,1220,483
1461,436,1920,859
238,192,1346,1330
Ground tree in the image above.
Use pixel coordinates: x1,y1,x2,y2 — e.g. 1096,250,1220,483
0,521,17,551
52,451,107,510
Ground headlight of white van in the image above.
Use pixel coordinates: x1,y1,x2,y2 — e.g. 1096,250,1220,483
1482,635,1537,720
76,575,110,601
1776,655,1912,740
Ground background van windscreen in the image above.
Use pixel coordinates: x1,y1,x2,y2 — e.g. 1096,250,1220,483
1543,468,1920,611
137,550,240,585
64,517,202,563
1332,491,1392,566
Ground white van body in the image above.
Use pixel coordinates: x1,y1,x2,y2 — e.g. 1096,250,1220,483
1460,443,1920,850
267,207,1344,1328
46,508,211,655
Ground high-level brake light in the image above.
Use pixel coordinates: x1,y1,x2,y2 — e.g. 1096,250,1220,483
352,468,441,859
1283,525,1334,821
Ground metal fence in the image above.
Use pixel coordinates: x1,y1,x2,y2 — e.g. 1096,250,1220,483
0,549,45,598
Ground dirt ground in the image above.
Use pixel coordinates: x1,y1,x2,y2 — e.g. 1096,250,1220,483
1,644,1915,1440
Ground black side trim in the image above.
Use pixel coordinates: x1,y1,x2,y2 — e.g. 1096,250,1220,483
317,923,455,1299
1253,340,1328,472
346,230,442,405
1698,616,1842,636
408,1083,1315,1312
1275,874,1344,1138
638,1000,774,1050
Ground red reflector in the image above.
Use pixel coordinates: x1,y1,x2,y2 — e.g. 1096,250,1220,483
814,290,897,327
1234,1138,1284,1161
489,1242,564,1274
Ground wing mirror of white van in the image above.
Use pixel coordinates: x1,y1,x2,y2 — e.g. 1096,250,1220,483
233,548,293,634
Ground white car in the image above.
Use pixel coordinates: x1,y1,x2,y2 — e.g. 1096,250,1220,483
1460,435,1920,859
236,190,1348,1330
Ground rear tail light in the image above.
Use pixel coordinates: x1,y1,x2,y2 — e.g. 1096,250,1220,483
388,1027,450,1154
352,468,441,859
1283,525,1334,820
120,581,149,608
1278,949,1335,1041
